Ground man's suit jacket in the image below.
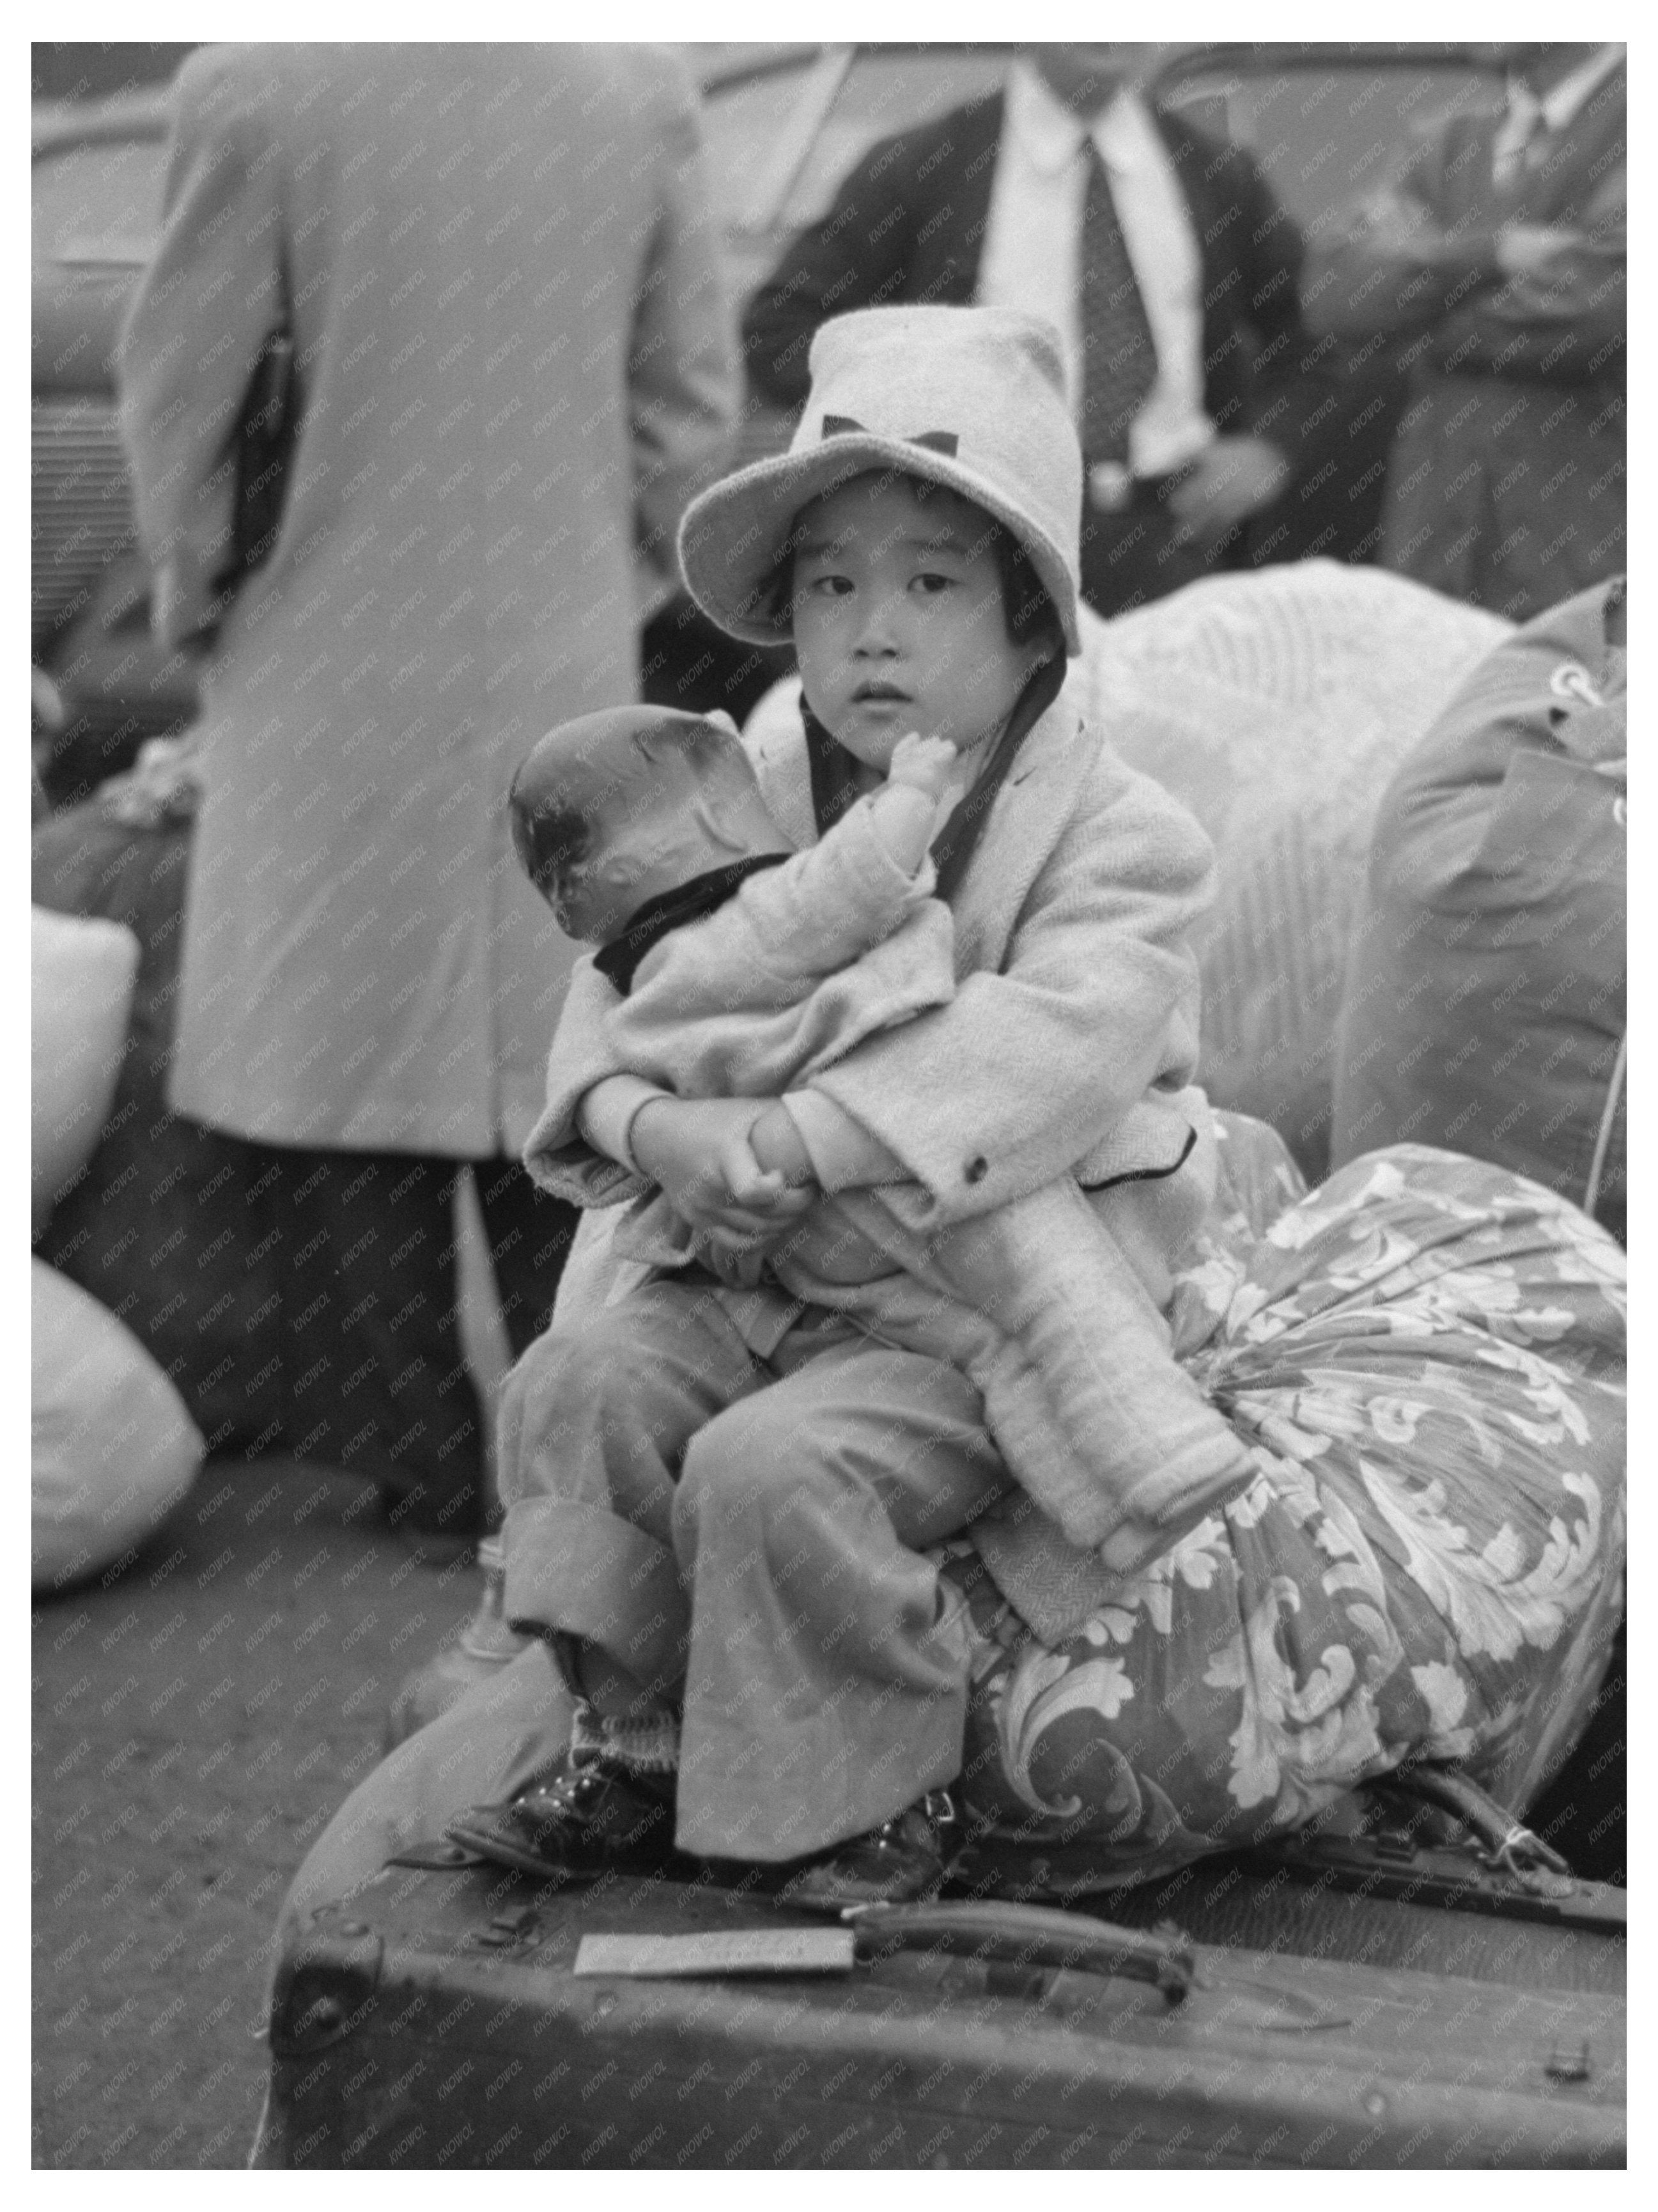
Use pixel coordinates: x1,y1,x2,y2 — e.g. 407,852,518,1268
743,91,1324,472
118,45,737,1158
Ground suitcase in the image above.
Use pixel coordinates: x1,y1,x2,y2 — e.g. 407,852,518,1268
263,1821,1624,2169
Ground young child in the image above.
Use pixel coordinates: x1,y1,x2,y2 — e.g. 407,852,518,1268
505,700,1249,1564
452,306,1244,1905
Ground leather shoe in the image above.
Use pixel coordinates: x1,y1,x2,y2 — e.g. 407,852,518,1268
780,1789,961,1909
446,1750,678,1878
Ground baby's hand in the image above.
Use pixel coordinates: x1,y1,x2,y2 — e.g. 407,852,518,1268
887,731,957,800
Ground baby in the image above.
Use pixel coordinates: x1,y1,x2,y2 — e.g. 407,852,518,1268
509,699,1246,1568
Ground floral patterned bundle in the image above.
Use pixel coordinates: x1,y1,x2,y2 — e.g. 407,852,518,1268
943,1127,1626,1896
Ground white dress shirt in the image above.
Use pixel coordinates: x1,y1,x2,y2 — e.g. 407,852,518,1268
975,61,1213,477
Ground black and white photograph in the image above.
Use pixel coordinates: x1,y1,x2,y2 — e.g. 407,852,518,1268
29,15,1628,2172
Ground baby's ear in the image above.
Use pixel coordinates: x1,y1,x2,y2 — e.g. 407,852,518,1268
702,710,741,738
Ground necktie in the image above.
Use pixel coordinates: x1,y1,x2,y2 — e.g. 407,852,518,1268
1078,141,1158,465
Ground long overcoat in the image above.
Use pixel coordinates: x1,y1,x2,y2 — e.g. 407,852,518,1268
118,43,736,1156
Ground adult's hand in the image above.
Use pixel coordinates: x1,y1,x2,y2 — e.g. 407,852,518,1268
1494,222,1584,278
1168,434,1291,552
630,1095,819,1247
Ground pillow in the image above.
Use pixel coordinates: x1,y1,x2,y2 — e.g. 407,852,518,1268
32,1261,205,1593
1073,565,1508,1176
943,1139,1625,1896
31,904,140,1236
31,806,289,1446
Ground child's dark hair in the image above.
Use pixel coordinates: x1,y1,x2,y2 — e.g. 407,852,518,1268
764,471,1064,655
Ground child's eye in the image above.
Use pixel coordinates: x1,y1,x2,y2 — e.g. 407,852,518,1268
912,571,957,596
800,573,851,598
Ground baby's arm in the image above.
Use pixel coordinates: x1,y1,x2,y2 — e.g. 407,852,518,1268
634,733,958,1005
867,732,957,877
611,736,960,1203
736,738,957,1189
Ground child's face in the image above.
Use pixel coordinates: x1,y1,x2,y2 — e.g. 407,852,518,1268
789,476,1051,776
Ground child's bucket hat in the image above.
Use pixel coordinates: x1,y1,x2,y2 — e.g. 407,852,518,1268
678,306,1083,655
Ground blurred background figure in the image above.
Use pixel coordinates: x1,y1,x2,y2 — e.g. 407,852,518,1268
1333,573,1625,1243
114,43,737,1547
1305,43,1625,621
743,42,1333,619
1329,571,1626,1883
31,666,63,821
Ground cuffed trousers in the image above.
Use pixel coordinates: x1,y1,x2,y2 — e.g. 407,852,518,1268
497,1277,1011,1861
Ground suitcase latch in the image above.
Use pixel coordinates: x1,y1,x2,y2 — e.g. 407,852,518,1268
473,1904,541,1952
1545,2039,1593,2085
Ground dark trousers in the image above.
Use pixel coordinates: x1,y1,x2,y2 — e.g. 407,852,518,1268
1079,479,1250,620
238,1140,578,1535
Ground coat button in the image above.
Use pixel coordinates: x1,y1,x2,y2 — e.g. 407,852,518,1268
965,1156,988,1185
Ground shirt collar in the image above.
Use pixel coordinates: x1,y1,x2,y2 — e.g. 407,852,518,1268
1007,58,1152,176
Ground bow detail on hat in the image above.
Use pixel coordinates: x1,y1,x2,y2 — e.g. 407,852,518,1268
821,414,959,458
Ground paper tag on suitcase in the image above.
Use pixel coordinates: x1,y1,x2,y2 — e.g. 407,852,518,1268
573,1928,856,1978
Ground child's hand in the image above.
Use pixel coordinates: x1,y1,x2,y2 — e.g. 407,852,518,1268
631,1097,816,1242
747,1103,817,1187
887,730,957,800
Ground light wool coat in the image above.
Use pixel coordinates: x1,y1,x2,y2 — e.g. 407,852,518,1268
536,696,1216,1240
527,779,1247,1567
119,44,737,1155
531,695,1236,1615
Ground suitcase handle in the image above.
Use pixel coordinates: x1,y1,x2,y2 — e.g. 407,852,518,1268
844,1899,1195,2004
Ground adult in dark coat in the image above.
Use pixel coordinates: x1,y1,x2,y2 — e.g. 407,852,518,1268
743,45,1333,618
1305,43,1625,621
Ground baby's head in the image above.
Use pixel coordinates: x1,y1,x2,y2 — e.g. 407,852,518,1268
679,306,1080,777
509,706,790,944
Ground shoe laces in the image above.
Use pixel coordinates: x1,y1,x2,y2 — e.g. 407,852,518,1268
866,1789,958,1854
526,1751,612,1814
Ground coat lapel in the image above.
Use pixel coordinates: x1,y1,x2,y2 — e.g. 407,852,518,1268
947,699,1099,976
